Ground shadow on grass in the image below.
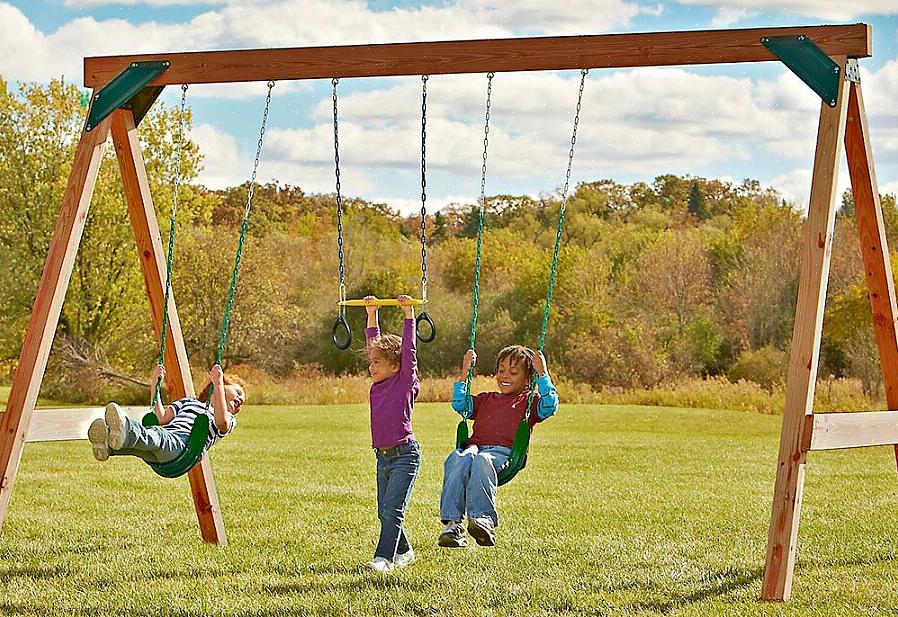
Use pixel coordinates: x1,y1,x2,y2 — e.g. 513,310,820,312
622,566,764,615
0,563,69,582
262,562,425,595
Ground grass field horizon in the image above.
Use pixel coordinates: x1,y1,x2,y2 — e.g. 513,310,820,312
1,402,896,616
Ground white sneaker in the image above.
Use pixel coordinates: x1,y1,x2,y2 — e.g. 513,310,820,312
105,402,127,450
87,418,109,461
363,557,393,573
394,549,416,569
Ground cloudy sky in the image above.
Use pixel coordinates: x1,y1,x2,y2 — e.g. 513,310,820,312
1,1,896,214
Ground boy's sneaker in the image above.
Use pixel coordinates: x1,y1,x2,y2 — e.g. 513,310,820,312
467,516,496,547
438,521,467,548
363,557,393,573
105,402,127,450
394,549,416,569
87,418,109,461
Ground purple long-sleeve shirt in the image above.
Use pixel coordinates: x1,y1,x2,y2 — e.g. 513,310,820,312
366,318,419,449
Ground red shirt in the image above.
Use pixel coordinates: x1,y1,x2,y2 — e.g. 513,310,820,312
466,390,543,448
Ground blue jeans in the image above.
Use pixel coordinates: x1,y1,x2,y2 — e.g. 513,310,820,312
440,444,511,527
109,415,187,464
374,440,421,560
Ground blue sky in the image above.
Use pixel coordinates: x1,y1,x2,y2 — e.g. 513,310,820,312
1,0,896,213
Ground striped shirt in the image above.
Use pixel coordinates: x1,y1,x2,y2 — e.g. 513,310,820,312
165,397,237,455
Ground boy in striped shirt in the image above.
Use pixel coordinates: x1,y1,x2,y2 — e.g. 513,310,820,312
88,364,245,464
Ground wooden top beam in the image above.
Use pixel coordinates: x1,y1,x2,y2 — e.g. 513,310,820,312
83,24,871,88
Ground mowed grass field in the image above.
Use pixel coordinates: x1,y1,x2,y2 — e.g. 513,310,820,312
0,401,896,616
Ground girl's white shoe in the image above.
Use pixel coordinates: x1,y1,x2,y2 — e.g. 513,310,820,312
363,557,393,573
394,549,416,569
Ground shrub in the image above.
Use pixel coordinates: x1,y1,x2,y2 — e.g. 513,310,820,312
727,346,787,390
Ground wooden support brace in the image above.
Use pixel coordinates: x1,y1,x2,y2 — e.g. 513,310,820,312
0,116,111,531
762,58,849,602
844,80,898,472
110,109,226,545
802,411,898,451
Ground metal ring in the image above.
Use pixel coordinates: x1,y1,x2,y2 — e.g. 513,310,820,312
332,315,352,350
415,311,436,343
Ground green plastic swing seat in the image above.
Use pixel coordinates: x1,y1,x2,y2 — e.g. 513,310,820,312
456,418,530,486
140,412,209,479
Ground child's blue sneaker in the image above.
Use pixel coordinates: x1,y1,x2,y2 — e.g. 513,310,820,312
105,402,127,450
87,418,109,461
438,522,467,548
467,516,496,547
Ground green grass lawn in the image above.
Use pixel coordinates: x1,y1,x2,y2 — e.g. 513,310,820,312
1,403,895,616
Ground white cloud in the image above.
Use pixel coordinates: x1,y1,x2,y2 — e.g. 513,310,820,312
710,7,758,28
190,123,245,189
678,0,898,22
64,0,228,6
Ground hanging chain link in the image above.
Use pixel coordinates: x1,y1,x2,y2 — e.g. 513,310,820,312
214,80,275,370
152,83,189,408
332,78,347,313
524,68,588,422
463,71,495,419
419,75,429,303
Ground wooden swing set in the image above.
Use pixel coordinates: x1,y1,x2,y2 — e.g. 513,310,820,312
0,23,892,601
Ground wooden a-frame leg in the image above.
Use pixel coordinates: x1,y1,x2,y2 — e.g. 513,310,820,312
110,109,227,545
0,118,112,531
844,81,898,473
762,63,849,601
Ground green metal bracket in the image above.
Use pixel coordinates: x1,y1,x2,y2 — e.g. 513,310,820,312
85,61,170,131
762,35,842,107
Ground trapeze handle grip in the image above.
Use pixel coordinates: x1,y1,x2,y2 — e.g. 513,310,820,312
332,315,352,350
416,311,436,343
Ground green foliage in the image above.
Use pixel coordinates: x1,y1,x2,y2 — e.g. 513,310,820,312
727,346,788,390
4,74,898,404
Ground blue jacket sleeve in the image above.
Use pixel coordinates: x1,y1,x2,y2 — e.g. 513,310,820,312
535,374,559,420
451,381,472,416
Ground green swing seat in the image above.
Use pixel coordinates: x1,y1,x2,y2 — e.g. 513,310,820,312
140,412,210,479
455,417,530,487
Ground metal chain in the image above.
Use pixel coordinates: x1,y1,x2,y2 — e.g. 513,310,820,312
419,75,429,303
333,78,347,313
213,80,275,370
524,68,588,422
463,71,494,419
152,83,189,408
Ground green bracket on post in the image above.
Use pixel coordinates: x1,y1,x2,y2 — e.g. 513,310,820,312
85,61,170,131
762,35,842,107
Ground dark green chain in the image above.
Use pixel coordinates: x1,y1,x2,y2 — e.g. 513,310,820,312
152,84,189,408
207,81,275,406
463,72,494,420
523,68,588,421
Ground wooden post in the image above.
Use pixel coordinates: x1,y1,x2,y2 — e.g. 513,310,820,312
761,61,849,601
110,109,226,545
0,117,112,531
844,81,898,472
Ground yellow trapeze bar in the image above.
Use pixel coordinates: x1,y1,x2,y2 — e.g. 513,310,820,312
339,298,425,307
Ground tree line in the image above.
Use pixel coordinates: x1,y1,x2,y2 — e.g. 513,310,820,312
1,78,895,403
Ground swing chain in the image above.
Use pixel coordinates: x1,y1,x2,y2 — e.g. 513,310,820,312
332,78,347,309
152,82,189,408
419,75,428,303
463,71,495,419
214,80,275,369
524,68,588,422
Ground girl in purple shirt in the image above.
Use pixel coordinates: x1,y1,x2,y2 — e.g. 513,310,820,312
362,294,421,573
